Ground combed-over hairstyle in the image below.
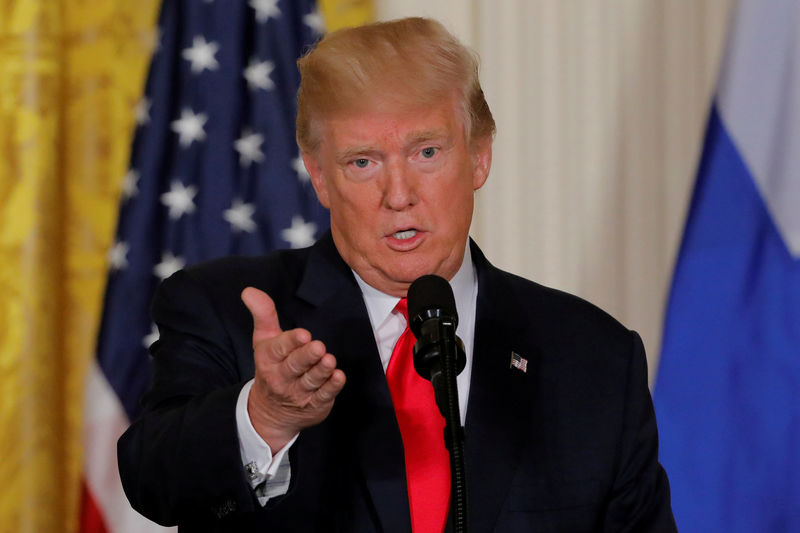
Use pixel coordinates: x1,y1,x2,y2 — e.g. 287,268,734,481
296,17,496,153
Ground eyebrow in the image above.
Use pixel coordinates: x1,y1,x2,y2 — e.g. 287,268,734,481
406,129,448,145
336,146,378,161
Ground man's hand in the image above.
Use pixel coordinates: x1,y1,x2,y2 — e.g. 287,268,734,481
241,287,346,452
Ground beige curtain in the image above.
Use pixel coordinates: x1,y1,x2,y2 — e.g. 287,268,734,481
376,0,733,383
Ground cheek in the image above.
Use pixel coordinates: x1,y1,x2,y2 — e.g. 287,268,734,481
431,174,475,214
330,190,377,238
443,185,476,233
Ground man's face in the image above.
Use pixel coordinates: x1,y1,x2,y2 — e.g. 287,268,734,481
303,95,492,297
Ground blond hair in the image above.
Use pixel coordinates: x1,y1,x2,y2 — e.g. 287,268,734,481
296,17,495,153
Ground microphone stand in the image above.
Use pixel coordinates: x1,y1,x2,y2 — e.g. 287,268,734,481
436,319,467,533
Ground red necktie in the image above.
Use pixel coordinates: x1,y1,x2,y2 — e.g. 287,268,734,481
386,298,450,533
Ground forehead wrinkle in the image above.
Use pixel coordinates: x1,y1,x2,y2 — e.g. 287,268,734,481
323,100,459,161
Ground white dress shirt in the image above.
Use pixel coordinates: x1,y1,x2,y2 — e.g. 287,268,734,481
235,244,478,505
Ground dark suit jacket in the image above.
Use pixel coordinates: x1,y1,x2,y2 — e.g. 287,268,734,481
118,233,676,532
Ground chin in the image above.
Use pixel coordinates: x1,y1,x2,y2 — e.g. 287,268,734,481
390,264,438,285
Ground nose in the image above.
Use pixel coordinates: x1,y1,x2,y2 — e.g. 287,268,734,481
382,159,418,211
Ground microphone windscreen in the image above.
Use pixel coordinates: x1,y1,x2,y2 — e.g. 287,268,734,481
407,275,458,336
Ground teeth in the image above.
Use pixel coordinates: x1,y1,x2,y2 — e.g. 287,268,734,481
393,229,417,240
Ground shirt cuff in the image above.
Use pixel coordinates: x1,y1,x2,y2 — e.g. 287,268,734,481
235,379,298,505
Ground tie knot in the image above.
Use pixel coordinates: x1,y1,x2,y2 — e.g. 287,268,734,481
394,297,409,320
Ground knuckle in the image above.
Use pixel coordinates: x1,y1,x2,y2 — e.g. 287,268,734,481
284,356,302,376
273,337,292,359
314,390,330,403
300,372,317,390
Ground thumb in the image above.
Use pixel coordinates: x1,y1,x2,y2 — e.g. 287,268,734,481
241,287,282,344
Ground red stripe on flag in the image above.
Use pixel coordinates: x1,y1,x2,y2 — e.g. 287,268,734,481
80,477,110,533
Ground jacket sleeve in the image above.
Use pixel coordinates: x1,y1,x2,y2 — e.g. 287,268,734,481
117,268,259,526
604,331,677,532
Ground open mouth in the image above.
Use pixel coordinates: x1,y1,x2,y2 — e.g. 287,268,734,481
392,229,417,240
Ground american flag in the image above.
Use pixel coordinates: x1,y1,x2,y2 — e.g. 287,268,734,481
509,351,527,373
81,0,328,530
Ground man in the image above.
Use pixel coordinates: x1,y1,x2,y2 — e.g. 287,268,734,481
118,17,676,532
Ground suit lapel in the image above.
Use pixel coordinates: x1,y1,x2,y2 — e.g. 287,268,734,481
463,242,537,531
296,235,411,533
293,236,534,531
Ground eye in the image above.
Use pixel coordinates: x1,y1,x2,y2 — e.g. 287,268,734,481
353,158,370,168
420,147,438,159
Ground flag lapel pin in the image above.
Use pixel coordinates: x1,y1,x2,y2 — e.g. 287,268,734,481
510,351,528,373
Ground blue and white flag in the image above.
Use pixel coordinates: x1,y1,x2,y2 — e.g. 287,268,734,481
82,0,328,530
655,1,800,531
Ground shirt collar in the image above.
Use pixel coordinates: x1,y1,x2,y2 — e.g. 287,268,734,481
353,242,477,330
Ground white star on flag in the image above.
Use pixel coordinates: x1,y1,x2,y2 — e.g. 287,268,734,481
303,9,325,35
182,36,220,73
281,216,317,248
108,240,129,271
134,97,151,126
223,200,257,232
234,131,265,166
121,169,140,201
171,108,208,147
142,323,160,349
161,180,197,219
243,58,275,91
292,154,310,183
250,0,281,23
154,251,186,280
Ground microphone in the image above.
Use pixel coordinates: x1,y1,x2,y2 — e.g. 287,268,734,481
407,274,466,414
407,274,469,533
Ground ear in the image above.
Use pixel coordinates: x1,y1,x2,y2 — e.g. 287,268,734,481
471,136,492,191
302,151,330,208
